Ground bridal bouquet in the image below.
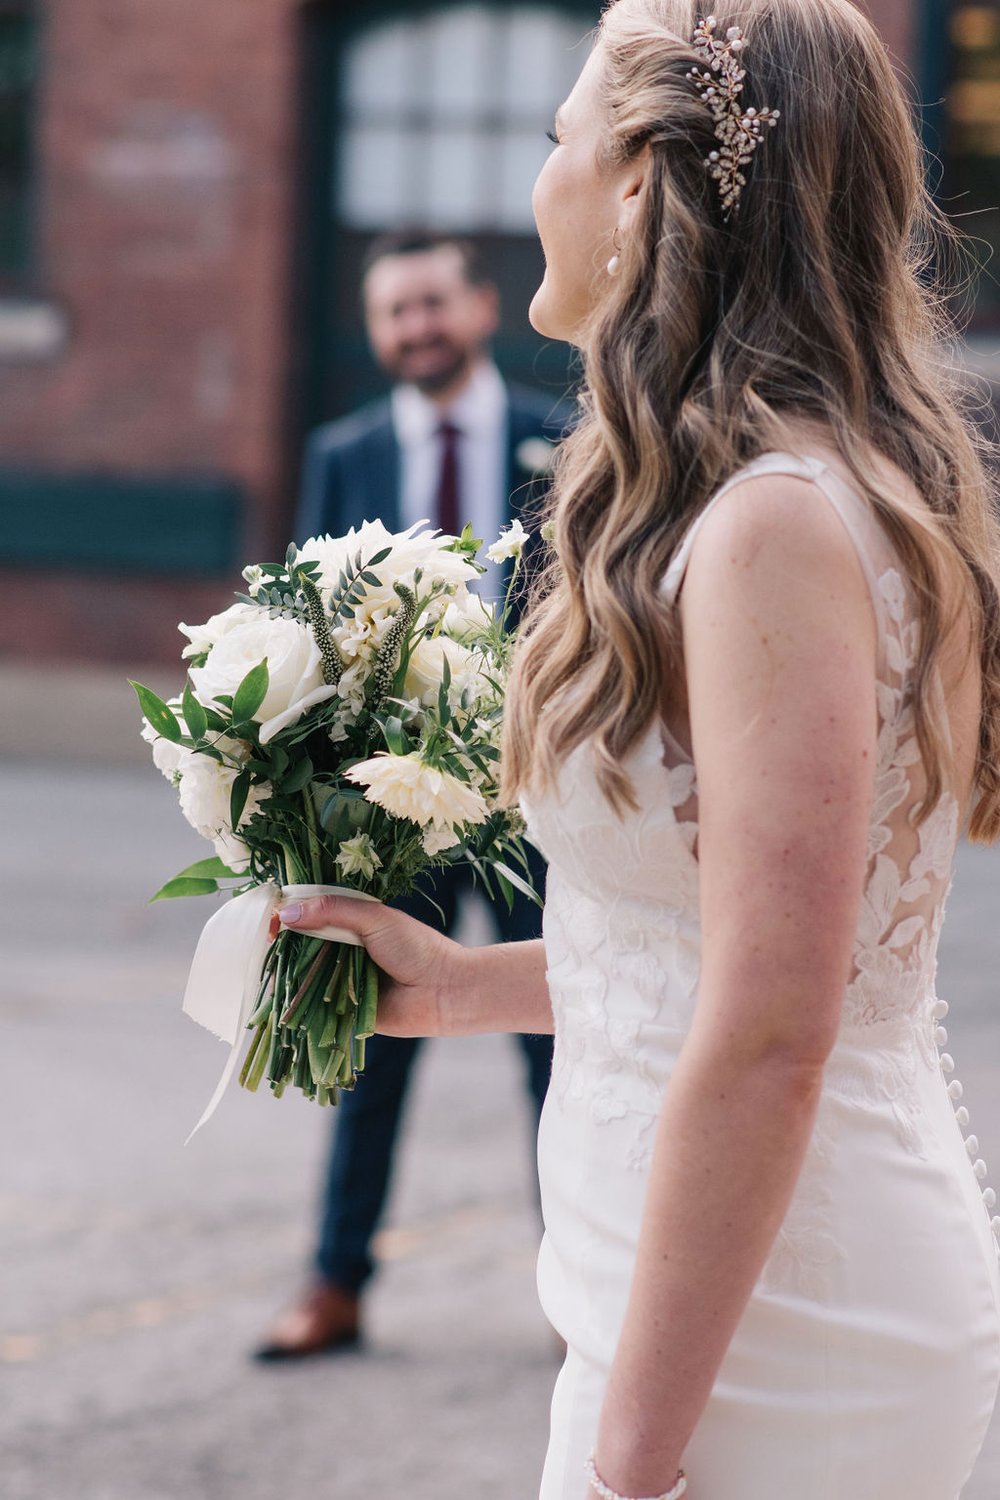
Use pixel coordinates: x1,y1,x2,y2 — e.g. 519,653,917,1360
133,518,535,1128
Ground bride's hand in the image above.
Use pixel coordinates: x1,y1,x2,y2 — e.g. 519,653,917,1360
276,893,463,1037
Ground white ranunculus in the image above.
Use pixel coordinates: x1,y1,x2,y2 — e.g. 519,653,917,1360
178,602,259,660
177,749,271,873
188,615,332,735
486,518,530,565
346,753,489,833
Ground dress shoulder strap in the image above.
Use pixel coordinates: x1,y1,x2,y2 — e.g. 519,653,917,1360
658,451,891,644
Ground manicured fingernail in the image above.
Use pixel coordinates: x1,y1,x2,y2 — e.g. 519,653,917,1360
278,903,302,923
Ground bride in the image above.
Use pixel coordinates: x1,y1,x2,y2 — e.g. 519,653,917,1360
278,1,1000,1495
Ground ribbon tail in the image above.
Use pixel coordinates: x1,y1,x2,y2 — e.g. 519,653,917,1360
182,883,278,1143
180,882,383,1142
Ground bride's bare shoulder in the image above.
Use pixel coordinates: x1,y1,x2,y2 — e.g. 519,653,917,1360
682,465,870,609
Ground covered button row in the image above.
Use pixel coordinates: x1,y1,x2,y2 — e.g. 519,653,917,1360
936,998,1000,1243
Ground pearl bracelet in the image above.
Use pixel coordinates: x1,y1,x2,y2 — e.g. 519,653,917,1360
584,1455,687,1500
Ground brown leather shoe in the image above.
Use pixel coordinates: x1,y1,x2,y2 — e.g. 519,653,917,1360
252,1281,361,1361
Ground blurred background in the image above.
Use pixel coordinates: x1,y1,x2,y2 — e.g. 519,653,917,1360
0,1,997,693
2,4,1000,1499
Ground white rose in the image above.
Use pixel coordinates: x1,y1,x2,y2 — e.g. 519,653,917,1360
177,750,272,873
178,602,259,660
188,615,339,742
403,634,486,709
486,518,530,565
141,713,186,782
346,753,489,832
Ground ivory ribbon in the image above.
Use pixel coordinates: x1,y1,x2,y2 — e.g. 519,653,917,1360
182,882,381,1142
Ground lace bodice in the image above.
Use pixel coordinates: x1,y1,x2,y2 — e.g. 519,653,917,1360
523,455,997,1226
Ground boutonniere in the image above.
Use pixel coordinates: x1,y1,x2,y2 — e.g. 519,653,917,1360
515,437,556,476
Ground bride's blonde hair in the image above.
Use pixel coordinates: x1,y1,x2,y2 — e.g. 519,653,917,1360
502,0,1000,840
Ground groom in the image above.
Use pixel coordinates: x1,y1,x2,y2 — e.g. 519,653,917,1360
254,231,569,1360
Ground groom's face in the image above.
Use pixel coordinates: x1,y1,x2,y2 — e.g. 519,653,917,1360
363,246,499,395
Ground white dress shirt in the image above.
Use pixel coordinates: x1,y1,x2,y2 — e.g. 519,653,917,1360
391,359,509,600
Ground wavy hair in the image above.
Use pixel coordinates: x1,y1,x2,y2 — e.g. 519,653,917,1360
501,0,1000,840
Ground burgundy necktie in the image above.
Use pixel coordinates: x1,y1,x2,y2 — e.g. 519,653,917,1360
435,420,461,537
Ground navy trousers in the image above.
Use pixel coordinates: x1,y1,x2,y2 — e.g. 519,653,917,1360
314,854,552,1293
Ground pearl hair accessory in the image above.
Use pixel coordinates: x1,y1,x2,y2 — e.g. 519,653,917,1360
584,1456,687,1500
687,15,780,218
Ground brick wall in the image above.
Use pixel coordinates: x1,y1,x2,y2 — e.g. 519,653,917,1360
1,0,301,664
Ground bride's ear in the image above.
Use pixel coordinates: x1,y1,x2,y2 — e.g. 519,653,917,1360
617,141,651,236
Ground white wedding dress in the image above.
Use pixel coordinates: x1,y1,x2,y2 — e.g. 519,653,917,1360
522,453,1000,1499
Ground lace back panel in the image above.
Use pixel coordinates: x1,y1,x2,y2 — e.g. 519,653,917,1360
658,452,960,1045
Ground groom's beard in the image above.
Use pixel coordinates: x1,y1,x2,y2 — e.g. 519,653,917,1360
384,340,474,396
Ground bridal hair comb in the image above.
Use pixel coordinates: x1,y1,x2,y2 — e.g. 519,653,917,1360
687,16,780,217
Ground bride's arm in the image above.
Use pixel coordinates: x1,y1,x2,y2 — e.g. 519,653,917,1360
276,896,553,1037
593,475,878,1496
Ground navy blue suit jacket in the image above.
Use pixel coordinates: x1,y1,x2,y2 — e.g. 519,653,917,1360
296,380,572,548
295,378,572,943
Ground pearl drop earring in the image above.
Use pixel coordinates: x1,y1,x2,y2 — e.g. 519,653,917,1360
607,227,623,275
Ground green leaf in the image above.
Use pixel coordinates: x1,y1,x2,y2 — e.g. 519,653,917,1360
268,744,289,779
169,855,242,882
382,716,407,756
230,768,251,830
182,680,208,741
437,654,452,726
130,681,183,743
487,859,542,906
202,705,228,732
231,659,270,723
496,869,515,914
150,876,223,901
149,855,241,901
281,756,314,795
368,547,392,567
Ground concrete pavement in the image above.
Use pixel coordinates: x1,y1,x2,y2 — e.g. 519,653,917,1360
2,755,1000,1499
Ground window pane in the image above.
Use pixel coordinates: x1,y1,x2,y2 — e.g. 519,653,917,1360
338,124,414,229
501,8,588,117
425,5,498,118
342,19,423,117
496,127,551,230
336,5,591,232
423,127,485,227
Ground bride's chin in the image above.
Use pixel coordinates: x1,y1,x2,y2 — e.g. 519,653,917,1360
528,285,574,344
528,287,554,337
